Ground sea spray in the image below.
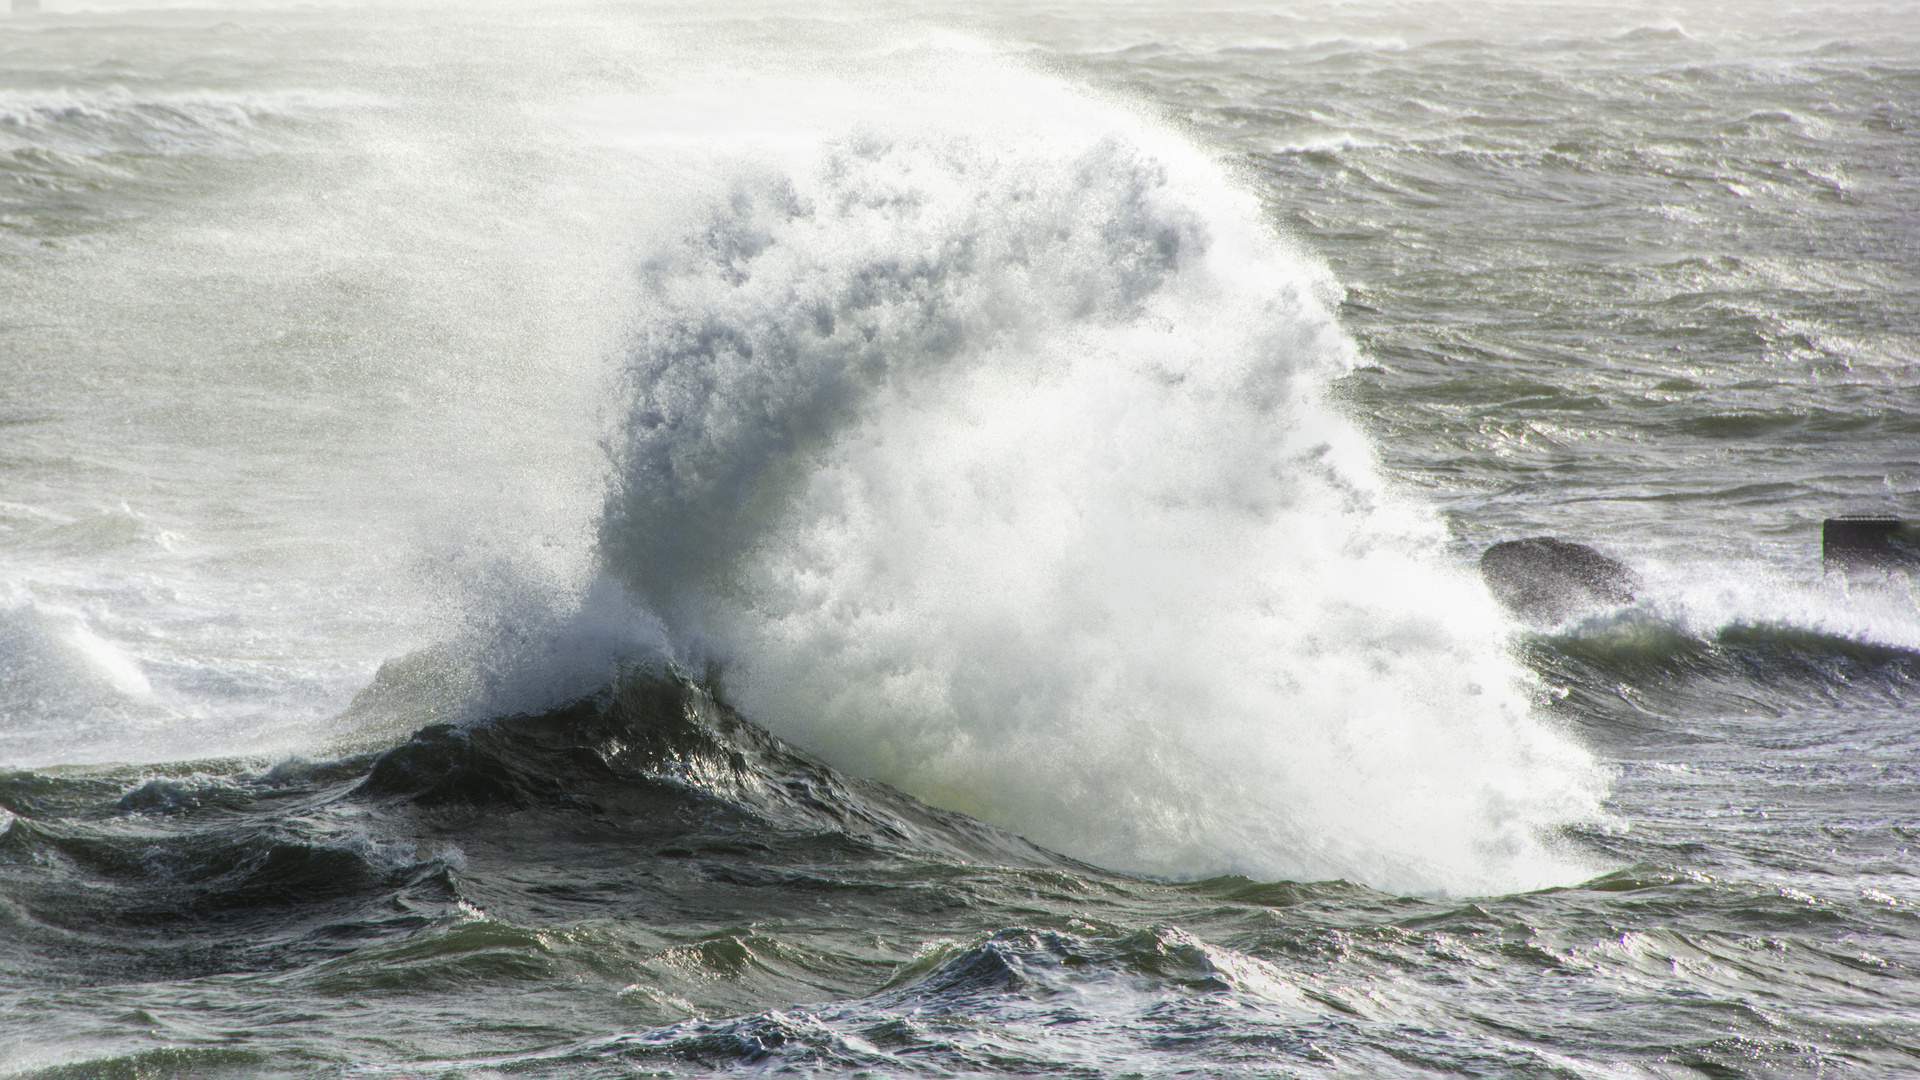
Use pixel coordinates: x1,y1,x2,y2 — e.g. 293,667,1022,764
599,71,1610,896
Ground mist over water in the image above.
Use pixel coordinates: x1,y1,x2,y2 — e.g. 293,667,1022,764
3,1,1919,1076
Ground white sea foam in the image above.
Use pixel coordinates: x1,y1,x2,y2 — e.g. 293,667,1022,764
1635,554,1920,654
596,64,1610,895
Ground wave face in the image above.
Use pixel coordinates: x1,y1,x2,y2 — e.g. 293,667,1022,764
0,673,1072,1008
599,80,1606,895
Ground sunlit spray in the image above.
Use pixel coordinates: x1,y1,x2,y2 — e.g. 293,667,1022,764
597,61,1609,896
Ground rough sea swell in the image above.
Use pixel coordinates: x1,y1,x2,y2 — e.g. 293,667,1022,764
2,1,1919,1077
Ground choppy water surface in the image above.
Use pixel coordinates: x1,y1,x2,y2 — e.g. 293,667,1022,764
2,1,1917,1076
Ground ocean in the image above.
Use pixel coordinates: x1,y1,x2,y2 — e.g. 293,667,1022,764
2,0,1917,1075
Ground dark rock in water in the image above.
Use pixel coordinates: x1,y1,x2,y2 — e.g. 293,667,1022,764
1823,516,1920,573
1480,537,1639,625
352,671,1062,867
0,671,1081,991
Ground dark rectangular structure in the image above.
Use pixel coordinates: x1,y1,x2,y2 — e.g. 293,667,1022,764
1823,516,1918,572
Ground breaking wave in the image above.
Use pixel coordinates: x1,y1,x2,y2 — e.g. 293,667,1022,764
591,69,1609,896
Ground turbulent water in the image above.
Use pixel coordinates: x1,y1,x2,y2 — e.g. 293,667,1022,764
2,0,1918,1075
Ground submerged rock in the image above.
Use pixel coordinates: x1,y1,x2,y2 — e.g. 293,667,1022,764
1480,537,1639,625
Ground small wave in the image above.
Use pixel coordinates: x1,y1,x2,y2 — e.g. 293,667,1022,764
1524,613,1920,719
16,503,182,556
0,85,365,214
1611,25,1696,45
3,1046,269,1080
0,86,368,159
292,912,864,1003
0,587,153,723
507,925,1322,1075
